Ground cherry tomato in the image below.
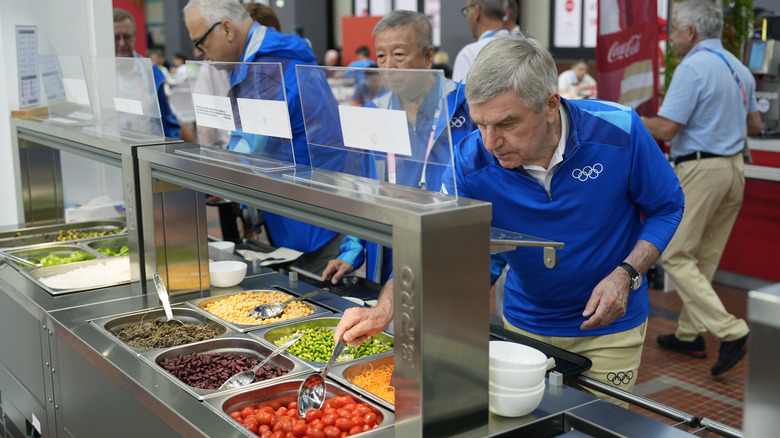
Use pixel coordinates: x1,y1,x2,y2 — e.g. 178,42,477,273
337,408,353,419
322,413,338,427
286,407,299,418
322,400,333,410
259,406,276,415
241,406,256,418
305,408,323,423
354,404,371,416
308,419,324,430
306,428,325,438
323,407,337,416
259,431,272,438
350,415,364,427
288,401,298,411
286,433,297,438
348,425,363,435
259,425,272,434
342,403,356,412
276,406,288,417
362,424,371,432
229,411,242,420
334,418,354,432
270,431,285,438
291,420,308,437
329,397,345,409
256,411,274,425
363,412,377,426
323,425,341,438
243,417,259,434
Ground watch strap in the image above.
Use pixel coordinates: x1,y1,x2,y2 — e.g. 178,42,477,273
619,262,640,280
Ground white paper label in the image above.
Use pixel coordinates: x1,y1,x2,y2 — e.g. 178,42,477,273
113,97,144,115
236,98,292,139
338,105,412,156
16,25,40,109
31,412,41,434
40,55,66,103
192,93,236,131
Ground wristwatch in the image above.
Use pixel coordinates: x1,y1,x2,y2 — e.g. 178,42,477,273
619,262,643,291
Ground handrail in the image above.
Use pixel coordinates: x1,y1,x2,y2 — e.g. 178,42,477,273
574,374,700,428
698,417,743,438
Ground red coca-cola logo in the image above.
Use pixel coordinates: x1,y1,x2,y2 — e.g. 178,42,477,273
565,0,574,12
607,34,641,63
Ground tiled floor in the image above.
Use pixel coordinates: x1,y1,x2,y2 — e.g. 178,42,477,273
631,283,749,431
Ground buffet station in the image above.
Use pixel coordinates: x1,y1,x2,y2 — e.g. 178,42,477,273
0,64,757,438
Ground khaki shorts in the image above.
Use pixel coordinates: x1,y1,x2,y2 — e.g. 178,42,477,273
502,316,648,408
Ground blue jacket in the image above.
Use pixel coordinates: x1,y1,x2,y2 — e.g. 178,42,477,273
442,98,684,337
227,23,339,254
338,78,477,282
150,63,182,139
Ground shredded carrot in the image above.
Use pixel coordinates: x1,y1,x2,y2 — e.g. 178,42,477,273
348,364,395,404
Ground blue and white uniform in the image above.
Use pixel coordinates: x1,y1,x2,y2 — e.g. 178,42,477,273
227,23,340,255
337,77,477,283
442,98,684,337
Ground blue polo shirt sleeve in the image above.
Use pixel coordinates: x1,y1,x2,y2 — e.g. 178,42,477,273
337,235,366,269
658,63,700,125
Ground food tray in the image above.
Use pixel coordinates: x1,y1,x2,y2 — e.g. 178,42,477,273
186,287,332,333
330,352,395,411
205,378,394,435
90,306,231,355
0,219,125,248
1,235,129,269
140,336,312,401
255,317,394,367
18,255,132,295
489,324,592,377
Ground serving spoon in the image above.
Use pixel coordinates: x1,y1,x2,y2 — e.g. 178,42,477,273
153,273,184,327
297,338,346,418
0,252,40,268
248,287,329,319
219,333,303,390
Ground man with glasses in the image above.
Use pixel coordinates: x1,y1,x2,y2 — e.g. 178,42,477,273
182,0,346,276
452,0,511,83
114,8,194,142
335,35,685,406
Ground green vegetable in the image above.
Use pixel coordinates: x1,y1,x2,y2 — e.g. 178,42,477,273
96,244,129,257
273,327,392,363
37,250,95,266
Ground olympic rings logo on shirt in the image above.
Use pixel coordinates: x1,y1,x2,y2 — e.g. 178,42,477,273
571,163,603,181
450,116,467,128
606,370,634,385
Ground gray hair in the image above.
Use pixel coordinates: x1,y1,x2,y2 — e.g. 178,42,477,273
373,10,432,56
465,35,557,113
475,0,506,20
183,0,251,25
673,0,723,40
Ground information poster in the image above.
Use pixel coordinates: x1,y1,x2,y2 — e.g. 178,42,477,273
16,25,40,109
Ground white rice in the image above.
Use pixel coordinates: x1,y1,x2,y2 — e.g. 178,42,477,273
39,257,131,290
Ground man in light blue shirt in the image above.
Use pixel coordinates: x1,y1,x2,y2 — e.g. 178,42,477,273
642,0,762,377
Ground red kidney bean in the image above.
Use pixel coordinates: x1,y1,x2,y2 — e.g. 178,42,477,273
159,351,289,390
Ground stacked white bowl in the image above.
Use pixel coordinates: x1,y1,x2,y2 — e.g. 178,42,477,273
488,341,547,417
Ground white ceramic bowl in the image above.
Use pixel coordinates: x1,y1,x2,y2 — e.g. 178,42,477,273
489,381,545,417
489,363,546,390
489,341,547,370
209,261,247,287
489,380,545,395
208,241,236,255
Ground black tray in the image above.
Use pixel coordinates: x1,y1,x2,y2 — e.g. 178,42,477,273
489,324,592,377
308,276,382,301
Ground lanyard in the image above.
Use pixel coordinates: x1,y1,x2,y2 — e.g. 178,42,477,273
387,82,446,190
697,47,748,111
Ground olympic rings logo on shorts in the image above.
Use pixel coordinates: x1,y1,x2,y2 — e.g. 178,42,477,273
450,116,466,128
606,370,634,385
571,163,603,181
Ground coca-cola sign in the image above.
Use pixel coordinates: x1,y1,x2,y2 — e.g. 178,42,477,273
607,34,642,63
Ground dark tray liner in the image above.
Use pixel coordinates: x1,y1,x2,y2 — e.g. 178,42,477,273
307,276,382,301
489,324,591,377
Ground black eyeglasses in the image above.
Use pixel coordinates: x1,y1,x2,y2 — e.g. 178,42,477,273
192,22,222,51
461,4,477,17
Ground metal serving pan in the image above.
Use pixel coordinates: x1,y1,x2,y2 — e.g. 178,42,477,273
205,378,394,435
142,336,312,401
85,236,129,256
254,317,394,367
330,352,396,411
0,219,125,248
25,255,132,295
2,244,97,268
90,306,231,355
187,287,332,333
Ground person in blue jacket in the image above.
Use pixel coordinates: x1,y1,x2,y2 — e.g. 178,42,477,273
320,10,477,285
114,8,194,142
334,36,685,406
184,0,346,275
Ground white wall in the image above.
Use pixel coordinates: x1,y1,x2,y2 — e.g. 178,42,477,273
0,0,113,227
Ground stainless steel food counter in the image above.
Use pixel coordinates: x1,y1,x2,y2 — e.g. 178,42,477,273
0,119,713,437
